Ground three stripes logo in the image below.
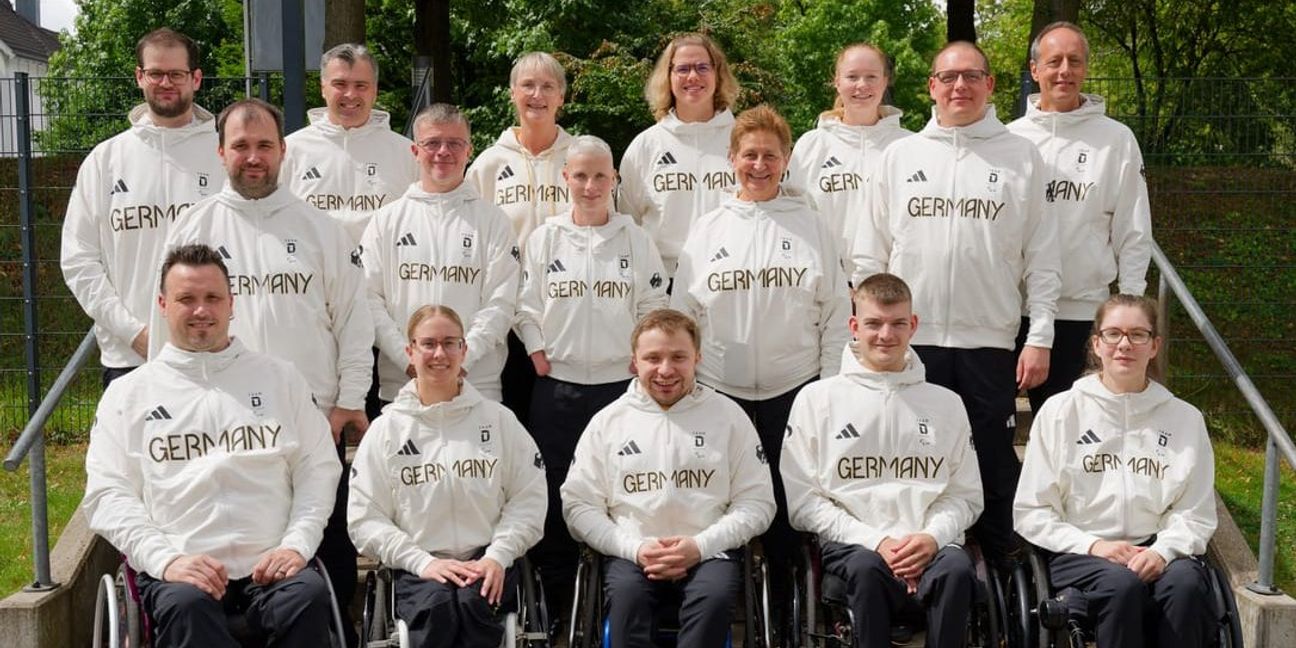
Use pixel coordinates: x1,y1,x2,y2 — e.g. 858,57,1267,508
617,440,643,456
144,405,173,422
835,423,861,440
710,247,730,262
216,246,233,260
396,439,421,456
395,233,418,247
110,179,129,195
906,170,929,183
1076,429,1102,445
656,151,678,166
821,156,843,169
301,167,322,181
547,259,567,274
497,165,515,181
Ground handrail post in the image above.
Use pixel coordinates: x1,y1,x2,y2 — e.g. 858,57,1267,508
1155,271,1169,382
1248,436,1282,595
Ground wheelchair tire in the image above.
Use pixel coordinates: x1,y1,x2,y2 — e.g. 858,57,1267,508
567,552,598,648
1211,563,1243,648
119,565,143,648
1006,559,1043,648
518,561,551,647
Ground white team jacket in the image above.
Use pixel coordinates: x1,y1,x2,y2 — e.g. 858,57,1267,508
1008,94,1153,320
561,381,775,562
464,126,574,245
617,109,737,275
781,345,983,551
516,212,669,385
671,190,851,400
787,107,912,278
61,104,223,369
283,108,418,245
83,339,341,580
1014,374,1217,563
348,380,546,575
359,182,519,401
853,106,1061,350
152,185,374,411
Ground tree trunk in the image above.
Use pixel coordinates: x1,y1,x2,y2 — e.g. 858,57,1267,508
946,0,977,43
414,0,453,103
324,0,366,49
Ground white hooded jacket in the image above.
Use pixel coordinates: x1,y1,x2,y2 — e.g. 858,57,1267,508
1014,374,1217,563
283,108,418,245
83,338,341,580
359,182,519,401
618,109,737,275
516,211,668,385
781,345,983,550
672,190,851,400
60,104,223,369
1008,94,1153,320
788,107,912,278
853,106,1061,350
153,185,374,411
561,381,775,562
348,380,546,575
465,126,574,245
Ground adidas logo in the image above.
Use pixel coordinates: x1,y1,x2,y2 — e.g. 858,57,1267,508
710,247,730,262
1076,429,1102,445
617,440,643,456
547,259,567,273
396,233,417,247
216,245,233,260
497,165,515,181
906,170,929,183
835,423,860,440
821,156,842,169
396,439,421,456
657,151,678,166
301,167,322,180
144,405,172,421
110,179,129,194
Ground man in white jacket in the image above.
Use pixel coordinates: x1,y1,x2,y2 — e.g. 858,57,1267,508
562,309,775,648
282,43,417,246
155,98,374,646
61,28,223,386
782,273,982,648
1007,22,1153,413
360,103,519,403
853,41,1061,561
84,243,341,647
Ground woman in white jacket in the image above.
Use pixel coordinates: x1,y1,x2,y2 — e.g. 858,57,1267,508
516,135,668,610
618,33,741,278
348,305,547,648
1014,294,1217,648
788,43,911,280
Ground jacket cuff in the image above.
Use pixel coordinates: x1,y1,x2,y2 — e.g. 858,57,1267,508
483,545,515,570
517,324,545,355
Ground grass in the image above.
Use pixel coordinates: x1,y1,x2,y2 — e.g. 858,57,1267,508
1213,439,1296,593
0,442,86,595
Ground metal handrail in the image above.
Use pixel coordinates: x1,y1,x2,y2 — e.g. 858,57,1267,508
403,65,435,139
1153,241,1295,594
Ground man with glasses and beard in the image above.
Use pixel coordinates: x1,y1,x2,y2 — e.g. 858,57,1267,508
62,28,224,387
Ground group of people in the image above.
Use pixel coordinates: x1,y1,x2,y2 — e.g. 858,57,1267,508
68,20,1218,648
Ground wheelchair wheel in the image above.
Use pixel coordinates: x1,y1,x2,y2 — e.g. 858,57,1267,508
968,558,1002,647
119,564,144,648
92,572,122,648
788,543,813,648
517,560,551,647
1006,559,1045,648
567,551,599,648
1210,562,1243,648
362,570,390,647
742,546,773,648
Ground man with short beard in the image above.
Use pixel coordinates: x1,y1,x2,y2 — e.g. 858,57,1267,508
61,28,224,386
153,100,374,644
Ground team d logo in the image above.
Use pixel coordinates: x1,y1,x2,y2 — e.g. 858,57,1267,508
285,239,297,254
366,163,377,176
198,173,209,188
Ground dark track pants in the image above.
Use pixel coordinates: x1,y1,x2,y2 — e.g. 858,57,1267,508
502,332,536,423
912,346,1019,561
1016,318,1092,413
394,564,519,648
1048,552,1213,648
137,566,332,648
821,542,975,648
102,365,137,387
317,439,358,647
603,554,740,648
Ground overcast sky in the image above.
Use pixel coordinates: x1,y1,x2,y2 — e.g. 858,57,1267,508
40,0,77,34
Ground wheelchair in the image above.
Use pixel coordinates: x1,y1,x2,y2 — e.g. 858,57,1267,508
91,555,349,648
788,535,1006,647
1004,546,1244,648
360,555,552,648
566,542,774,648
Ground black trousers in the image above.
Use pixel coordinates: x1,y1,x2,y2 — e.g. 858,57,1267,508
102,365,138,388
393,563,519,648
137,565,332,648
1016,318,1092,413
526,375,629,626
603,554,740,648
1048,552,1213,648
317,439,358,647
912,346,1020,561
821,542,976,648
501,332,536,423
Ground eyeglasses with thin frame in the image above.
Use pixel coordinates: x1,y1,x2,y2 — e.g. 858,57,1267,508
411,336,466,352
930,69,989,85
416,138,469,153
140,68,193,85
672,63,714,77
1097,328,1154,345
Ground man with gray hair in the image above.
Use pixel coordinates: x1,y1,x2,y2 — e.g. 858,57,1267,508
360,103,520,403
283,43,417,245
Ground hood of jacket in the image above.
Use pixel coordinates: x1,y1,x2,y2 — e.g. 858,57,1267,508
304,107,397,137
213,183,300,218
813,105,905,146
388,377,486,426
715,187,813,217
128,103,217,146
657,108,736,137
546,211,633,249
398,179,482,208
1071,373,1176,419
155,337,247,377
919,105,1009,144
623,378,715,415
1022,93,1108,127
837,342,927,392
491,125,574,159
